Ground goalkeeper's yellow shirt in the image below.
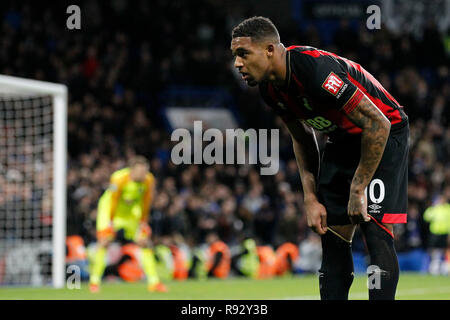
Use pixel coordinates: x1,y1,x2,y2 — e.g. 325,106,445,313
96,167,155,239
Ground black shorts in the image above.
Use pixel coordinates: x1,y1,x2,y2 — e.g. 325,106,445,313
318,121,409,226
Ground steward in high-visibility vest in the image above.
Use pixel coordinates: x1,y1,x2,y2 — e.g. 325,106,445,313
257,245,277,279
66,235,87,263
274,242,299,276
206,234,231,279
231,237,260,279
188,247,208,280
117,243,144,282
424,198,450,240
66,235,89,281
170,244,189,280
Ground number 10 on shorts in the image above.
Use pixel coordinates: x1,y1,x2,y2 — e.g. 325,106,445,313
365,179,385,213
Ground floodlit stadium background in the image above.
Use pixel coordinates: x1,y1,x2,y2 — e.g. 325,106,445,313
0,0,449,298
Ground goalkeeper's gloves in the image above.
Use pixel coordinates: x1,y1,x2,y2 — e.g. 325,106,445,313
97,223,115,240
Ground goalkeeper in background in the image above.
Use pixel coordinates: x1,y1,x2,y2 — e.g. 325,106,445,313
89,156,168,293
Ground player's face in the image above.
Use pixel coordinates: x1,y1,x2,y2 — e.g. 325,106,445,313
130,164,149,182
231,37,271,87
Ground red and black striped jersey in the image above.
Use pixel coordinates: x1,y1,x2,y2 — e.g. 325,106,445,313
259,45,408,141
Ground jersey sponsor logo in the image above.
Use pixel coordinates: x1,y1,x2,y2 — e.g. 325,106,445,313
322,72,344,96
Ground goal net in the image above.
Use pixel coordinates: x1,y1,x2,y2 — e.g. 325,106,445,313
0,75,67,288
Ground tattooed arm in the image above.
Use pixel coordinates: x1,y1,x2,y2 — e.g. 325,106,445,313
345,95,391,224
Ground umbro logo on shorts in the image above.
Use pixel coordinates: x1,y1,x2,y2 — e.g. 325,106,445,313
369,204,382,210
368,203,382,213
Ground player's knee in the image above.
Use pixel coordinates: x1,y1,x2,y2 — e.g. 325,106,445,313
319,231,354,280
320,231,354,274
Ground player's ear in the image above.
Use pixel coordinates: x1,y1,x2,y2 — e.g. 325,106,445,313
266,44,274,57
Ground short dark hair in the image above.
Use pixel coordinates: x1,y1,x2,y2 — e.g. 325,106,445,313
232,16,280,43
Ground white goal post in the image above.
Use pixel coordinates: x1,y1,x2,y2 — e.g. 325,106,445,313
0,75,67,288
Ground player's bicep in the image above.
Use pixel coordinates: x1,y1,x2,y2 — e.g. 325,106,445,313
345,95,390,131
309,58,361,111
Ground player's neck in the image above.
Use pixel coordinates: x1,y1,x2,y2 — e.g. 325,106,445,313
268,45,288,88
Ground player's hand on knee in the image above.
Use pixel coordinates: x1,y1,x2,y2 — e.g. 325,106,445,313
347,190,371,224
304,200,328,235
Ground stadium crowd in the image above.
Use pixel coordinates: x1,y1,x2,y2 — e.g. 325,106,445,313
1,0,449,274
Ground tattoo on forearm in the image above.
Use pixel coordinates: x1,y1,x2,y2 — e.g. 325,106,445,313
346,96,390,191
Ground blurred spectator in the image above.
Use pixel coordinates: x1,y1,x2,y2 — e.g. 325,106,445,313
295,231,322,274
423,195,450,275
275,203,301,246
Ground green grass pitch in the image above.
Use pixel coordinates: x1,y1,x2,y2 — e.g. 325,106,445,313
1,273,449,300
